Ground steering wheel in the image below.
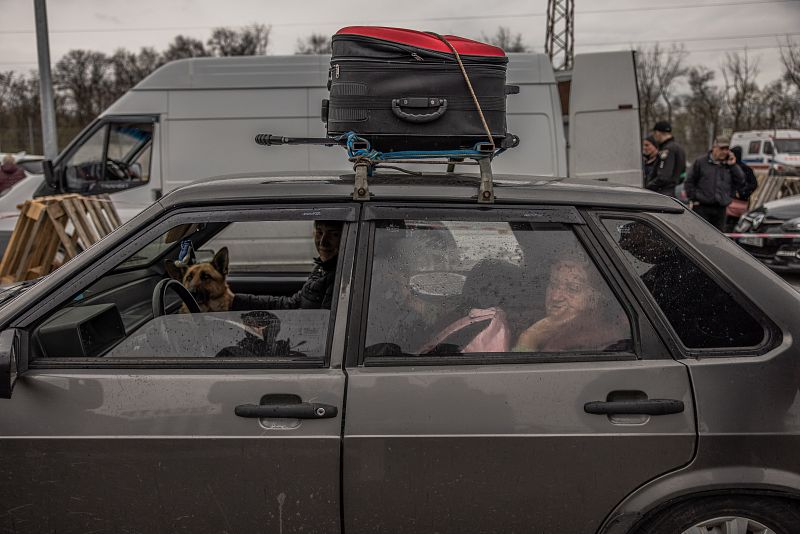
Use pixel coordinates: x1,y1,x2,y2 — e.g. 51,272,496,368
106,158,131,180
152,278,201,317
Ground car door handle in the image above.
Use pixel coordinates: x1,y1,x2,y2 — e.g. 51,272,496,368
234,402,338,419
584,399,684,416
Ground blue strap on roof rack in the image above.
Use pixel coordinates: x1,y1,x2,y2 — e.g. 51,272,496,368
336,131,505,161
254,130,506,203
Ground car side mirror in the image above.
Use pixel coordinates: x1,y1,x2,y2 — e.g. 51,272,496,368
42,159,63,192
0,329,23,399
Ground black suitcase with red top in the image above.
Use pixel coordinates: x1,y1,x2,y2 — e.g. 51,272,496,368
322,26,517,152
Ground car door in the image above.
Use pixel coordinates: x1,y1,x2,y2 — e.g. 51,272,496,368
342,205,696,533
0,204,357,534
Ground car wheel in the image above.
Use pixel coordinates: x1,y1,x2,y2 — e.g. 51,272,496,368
633,495,800,534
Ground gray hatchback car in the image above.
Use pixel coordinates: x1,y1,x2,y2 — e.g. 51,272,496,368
0,172,799,534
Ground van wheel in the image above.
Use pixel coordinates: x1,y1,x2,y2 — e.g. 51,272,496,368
632,495,800,534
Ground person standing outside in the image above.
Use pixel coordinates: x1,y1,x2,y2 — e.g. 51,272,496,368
645,121,686,197
0,155,26,193
642,135,659,181
684,136,745,230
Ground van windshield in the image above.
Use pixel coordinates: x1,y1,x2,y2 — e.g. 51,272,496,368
774,139,800,154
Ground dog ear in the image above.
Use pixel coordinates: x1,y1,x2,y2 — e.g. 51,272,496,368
164,259,187,281
212,247,229,276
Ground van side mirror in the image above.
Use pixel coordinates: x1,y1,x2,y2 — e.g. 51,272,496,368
42,159,62,192
0,330,22,399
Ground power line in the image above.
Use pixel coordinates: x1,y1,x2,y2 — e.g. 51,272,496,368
2,28,795,66
0,0,796,35
1,42,792,68
580,31,800,47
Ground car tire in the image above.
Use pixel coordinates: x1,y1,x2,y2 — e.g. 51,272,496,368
632,495,800,534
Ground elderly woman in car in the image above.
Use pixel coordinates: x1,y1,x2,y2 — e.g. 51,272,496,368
514,257,630,352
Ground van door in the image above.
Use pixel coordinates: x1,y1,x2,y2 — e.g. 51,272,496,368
568,51,642,186
54,115,161,222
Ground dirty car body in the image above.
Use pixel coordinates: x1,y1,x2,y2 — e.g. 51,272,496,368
0,172,798,533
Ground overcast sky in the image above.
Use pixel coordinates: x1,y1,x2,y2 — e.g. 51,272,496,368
1,0,799,88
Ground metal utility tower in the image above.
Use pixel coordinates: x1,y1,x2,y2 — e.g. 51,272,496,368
545,0,575,71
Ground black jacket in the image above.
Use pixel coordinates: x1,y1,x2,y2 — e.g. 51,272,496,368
645,137,686,196
685,152,745,207
734,161,758,200
231,256,338,311
643,156,657,182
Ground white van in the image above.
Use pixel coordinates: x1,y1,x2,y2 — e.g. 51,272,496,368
731,130,800,174
0,51,641,256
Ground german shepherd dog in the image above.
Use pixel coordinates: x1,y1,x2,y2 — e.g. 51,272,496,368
164,247,233,312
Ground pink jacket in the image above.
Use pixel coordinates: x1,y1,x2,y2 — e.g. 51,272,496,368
419,307,511,354
0,163,26,192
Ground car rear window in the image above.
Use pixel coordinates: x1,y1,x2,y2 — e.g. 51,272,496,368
602,218,765,350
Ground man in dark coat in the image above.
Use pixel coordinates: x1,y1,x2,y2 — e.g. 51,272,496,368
230,220,342,310
0,155,26,192
684,136,745,230
645,121,686,197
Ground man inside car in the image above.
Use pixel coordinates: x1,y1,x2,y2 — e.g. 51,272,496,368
229,220,342,310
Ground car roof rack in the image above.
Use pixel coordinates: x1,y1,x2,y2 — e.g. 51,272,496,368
254,131,519,203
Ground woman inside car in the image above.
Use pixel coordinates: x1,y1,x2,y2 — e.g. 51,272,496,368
513,257,630,353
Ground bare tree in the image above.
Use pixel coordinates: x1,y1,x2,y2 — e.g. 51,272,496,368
207,24,271,56
635,47,662,135
481,27,529,53
758,79,800,129
0,72,42,153
779,36,800,91
109,47,163,100
0,72,15,119
721,49,760,131
635,44,688,132
295,33,331,55
683,67,725,155
163,35,209,62
656,44,688,123
54,50,113,125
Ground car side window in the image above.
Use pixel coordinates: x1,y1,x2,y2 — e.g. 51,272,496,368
764,141,774,155
31,216,345,364
602,218,765,350
363,219,633,360
64,121,154,194
747,141,761,154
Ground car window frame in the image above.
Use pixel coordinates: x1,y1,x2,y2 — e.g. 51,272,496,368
347,203,644,368
586,209,780,359
56,115,158,194
20,203,359,370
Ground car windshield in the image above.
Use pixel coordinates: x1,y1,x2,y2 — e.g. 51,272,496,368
774,139,800,154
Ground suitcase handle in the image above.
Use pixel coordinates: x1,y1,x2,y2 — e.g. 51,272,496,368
391,97,448,123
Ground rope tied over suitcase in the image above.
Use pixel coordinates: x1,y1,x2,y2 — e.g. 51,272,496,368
427,32,496,152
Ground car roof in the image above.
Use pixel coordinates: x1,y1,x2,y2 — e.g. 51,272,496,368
159,171,685,213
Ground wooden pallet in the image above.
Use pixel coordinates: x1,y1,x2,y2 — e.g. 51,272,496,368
750,171,800,209
0,194,121,283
